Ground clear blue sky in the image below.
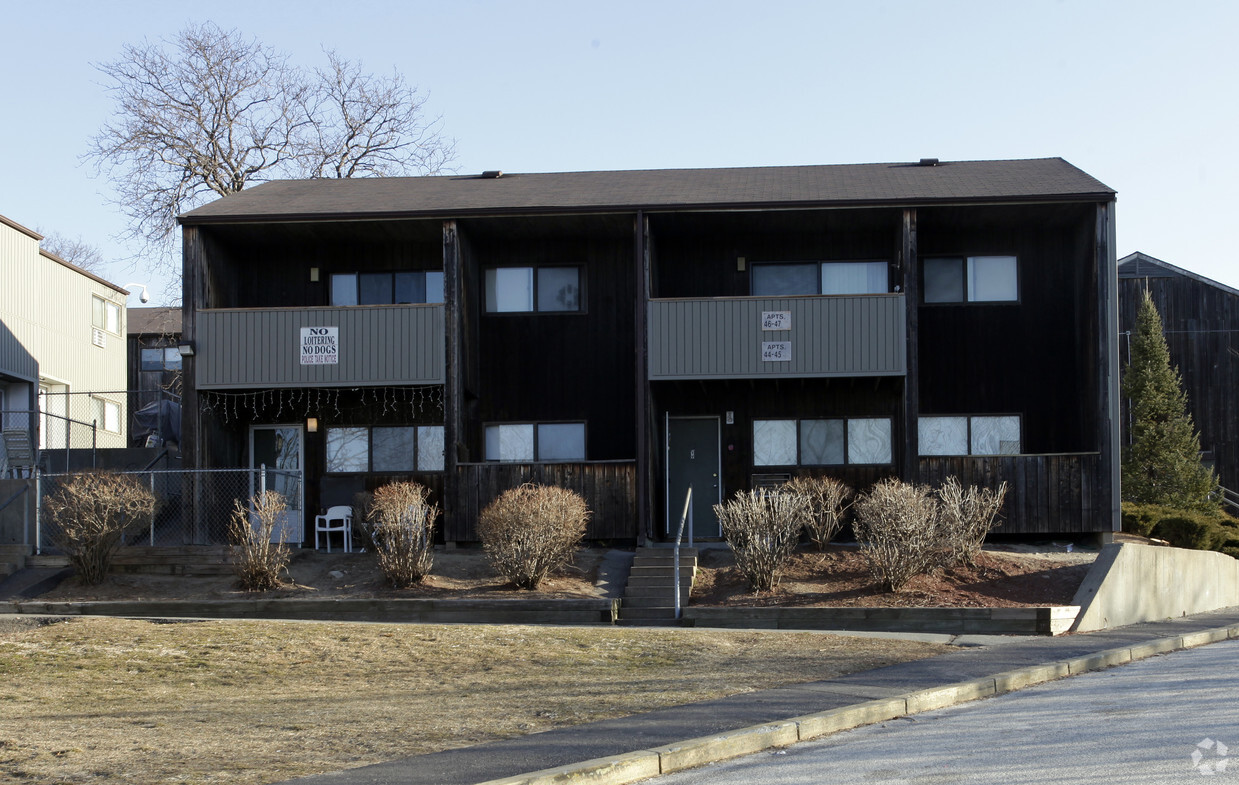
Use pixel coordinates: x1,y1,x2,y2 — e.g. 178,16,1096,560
2,0,1236,305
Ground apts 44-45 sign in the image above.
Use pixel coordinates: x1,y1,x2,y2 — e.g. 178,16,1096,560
300,326,339,365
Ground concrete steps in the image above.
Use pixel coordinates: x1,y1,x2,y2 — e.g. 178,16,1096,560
618,547,697,625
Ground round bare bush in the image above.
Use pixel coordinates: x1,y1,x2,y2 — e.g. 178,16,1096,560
228,490,290,592
367,482,439,587
477,483,589,590
783,475,853,550
853,478,942,593
714,489,808,592
42,471,157,585
937,476,1008,567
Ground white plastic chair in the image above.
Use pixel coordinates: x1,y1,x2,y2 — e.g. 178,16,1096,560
314,505,353,553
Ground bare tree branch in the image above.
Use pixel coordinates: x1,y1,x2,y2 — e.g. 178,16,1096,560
38,231,107,273
86,23,455,285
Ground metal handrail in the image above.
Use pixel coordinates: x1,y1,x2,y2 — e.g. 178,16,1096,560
1218,485,1239,513
673,486,693,621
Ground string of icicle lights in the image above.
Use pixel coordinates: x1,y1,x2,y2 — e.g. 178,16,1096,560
200,386,443,423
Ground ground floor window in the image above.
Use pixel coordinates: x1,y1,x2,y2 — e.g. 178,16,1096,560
91,396,121,433
753,417,891,466
325,424,444,472
919,415,1021,456
484,421,586,462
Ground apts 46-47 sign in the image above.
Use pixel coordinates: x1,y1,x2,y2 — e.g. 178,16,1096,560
300,326,339,365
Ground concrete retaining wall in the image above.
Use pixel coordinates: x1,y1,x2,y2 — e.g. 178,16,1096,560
1071,543,1239,632
683,606,1079,636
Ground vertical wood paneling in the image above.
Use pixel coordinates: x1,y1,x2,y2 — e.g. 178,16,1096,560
196,305,444,388
648,294,906,379
449,461,637,542
917,454,1104,534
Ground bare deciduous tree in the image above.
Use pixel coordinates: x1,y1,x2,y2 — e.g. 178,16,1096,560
38,231,106,273
88,22,456,278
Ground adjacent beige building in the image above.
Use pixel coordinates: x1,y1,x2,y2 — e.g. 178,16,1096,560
0,215,128,473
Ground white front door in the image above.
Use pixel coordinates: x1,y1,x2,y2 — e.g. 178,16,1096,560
249,424,305,544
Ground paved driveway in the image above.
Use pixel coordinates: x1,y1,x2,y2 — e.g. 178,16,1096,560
654,639,1239,784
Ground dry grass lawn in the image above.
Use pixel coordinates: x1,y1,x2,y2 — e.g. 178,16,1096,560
0,616,952,784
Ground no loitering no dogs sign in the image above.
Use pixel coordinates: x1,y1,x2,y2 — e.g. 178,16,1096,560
300,326,339,365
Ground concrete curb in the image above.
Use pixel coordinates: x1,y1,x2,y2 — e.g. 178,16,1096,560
474,621,1239,785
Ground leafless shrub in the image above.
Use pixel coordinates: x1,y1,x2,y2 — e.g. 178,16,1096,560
714,490,809,592
42,472,157,585
853,479,944,593
784,475,853,550
366,482,440,588
937,476,1008,567
228,491,290,592
477,484,589,590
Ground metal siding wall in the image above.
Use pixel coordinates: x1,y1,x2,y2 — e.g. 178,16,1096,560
0,222,126,397
197,304,445,388
648,294,906,379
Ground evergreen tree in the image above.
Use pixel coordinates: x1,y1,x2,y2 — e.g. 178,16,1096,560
1121,290,1218,509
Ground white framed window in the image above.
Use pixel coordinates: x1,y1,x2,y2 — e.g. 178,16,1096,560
92,396,121,433
919,415,1021,456
484,267,581,313
751,261,888,297
484,421,586,462
924,256,1018,303
330,271,444,306
754,417,892,466
91,296,121,335
325,424,444,472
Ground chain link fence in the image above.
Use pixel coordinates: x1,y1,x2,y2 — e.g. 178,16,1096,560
37,389,181,451
36,467,303,550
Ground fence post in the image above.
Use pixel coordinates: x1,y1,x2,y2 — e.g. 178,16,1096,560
150,472,156,546
34,469,42,556
260,463,267,498
91,421,97,469
63,408,70,470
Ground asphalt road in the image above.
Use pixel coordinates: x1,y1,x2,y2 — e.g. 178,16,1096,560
653,639,1239,785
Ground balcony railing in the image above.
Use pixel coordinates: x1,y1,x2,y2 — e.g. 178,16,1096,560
648,294,906,379
195,305,444,389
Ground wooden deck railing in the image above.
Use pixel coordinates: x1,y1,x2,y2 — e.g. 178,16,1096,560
450,461,637,542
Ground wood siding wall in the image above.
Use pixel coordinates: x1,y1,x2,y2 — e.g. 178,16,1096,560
1118,269,1239,494
195,305,444,389
918,453,1104,534
450,461,637,542
648,294,906,379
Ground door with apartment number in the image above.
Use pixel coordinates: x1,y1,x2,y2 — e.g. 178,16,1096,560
666,416,721,539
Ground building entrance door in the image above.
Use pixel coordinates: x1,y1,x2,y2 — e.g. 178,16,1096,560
249,424,304,544
666,416,722,539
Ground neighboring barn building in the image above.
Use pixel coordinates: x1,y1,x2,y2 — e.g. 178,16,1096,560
177,158,1120,544
1118,252,1239,501
0,214,129,475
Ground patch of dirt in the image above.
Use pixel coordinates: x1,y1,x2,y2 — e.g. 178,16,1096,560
691,544,1098,608
34,547,606,602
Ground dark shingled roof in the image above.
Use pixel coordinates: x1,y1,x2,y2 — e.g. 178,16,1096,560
179,158,1114,224
127,306,182,336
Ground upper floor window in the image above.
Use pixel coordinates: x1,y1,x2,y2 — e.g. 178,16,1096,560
753,417,892,466
919,415,1021,456
923,256,1018,303
484,421,586,461
140,347,182,371
325,424,445,472
751,261,888,297
92,296,121,335
331,271,444,306
484,267,581,313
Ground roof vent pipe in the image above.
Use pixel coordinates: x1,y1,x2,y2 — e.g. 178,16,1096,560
918,158,940,167
481,170,503,179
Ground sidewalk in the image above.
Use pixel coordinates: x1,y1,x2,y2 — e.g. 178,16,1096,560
284,607,1239,785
